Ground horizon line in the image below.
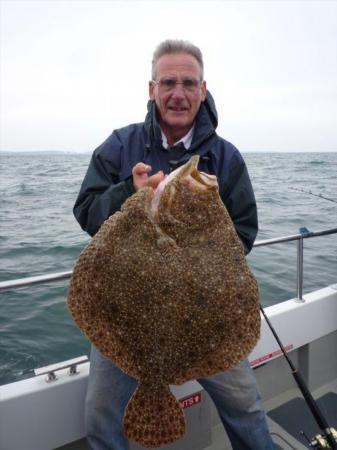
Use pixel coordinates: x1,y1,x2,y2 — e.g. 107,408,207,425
1,149,337,154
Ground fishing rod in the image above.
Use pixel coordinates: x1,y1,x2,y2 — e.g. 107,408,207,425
289,187,337,205
260,305,337,449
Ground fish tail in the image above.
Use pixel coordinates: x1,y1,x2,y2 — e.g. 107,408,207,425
124,382,186,448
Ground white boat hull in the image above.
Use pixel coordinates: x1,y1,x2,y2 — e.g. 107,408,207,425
1,285,337,450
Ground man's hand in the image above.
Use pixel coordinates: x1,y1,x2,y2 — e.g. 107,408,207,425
132,163,165,191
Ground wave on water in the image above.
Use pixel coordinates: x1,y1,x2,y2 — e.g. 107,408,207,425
309,160,327,165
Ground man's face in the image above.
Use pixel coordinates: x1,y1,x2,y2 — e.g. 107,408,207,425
149,53,206,141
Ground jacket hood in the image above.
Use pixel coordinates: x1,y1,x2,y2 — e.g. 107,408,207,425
202,90,218,129
145,90,218,149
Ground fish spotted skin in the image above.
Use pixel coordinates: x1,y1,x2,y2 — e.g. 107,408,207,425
124,382,185,448
67,155,260,448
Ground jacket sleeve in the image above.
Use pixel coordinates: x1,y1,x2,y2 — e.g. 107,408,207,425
220,155,258,255
73,143,135,237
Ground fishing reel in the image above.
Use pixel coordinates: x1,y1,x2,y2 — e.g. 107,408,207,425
301,428,337,449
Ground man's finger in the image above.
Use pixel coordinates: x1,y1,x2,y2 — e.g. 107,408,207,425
132,163,152,176
146,171,165,189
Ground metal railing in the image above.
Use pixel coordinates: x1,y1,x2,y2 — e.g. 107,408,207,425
0,271,72,292
1,227,337,301
254,227,337,301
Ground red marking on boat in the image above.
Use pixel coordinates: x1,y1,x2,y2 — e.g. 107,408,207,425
179,392,202,409
250,344,294,367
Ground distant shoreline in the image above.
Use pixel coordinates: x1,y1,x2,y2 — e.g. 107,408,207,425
1,150,337,154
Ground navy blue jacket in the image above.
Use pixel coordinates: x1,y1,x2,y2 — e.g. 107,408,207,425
73,91,258,253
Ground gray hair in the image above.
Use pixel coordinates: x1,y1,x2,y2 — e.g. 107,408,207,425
151,39,204,80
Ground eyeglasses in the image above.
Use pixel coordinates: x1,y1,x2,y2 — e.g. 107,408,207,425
152,77,202,93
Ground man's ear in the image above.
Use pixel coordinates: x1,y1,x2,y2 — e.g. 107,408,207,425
149,81,155,100
201,80,207,101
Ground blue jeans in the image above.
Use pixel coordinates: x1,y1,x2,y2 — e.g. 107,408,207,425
85,346,274,450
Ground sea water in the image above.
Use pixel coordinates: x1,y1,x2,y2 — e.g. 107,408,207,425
0,151,336,385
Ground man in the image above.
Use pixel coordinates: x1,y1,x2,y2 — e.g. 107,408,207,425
74,40,274,450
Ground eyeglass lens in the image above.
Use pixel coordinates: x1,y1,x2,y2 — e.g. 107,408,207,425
157,78,200,91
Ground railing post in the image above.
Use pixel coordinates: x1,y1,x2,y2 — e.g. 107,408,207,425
296,227,309,302
296,237,304,301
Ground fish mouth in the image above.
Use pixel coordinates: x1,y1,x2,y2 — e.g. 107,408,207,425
179,155,218,191
151,155,218,213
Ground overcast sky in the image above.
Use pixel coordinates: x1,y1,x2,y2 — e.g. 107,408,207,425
1,0,337,152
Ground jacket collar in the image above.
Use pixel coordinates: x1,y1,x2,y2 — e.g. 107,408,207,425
161,124,195,150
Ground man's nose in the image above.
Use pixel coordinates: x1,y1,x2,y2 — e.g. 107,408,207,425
171,82,186,98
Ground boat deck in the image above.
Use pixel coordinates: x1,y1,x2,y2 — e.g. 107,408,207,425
206,376,337,450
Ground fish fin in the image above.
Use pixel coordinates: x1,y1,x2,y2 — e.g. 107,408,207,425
124,382,186,448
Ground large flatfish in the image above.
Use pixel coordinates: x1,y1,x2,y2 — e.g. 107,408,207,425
67,155,260,448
